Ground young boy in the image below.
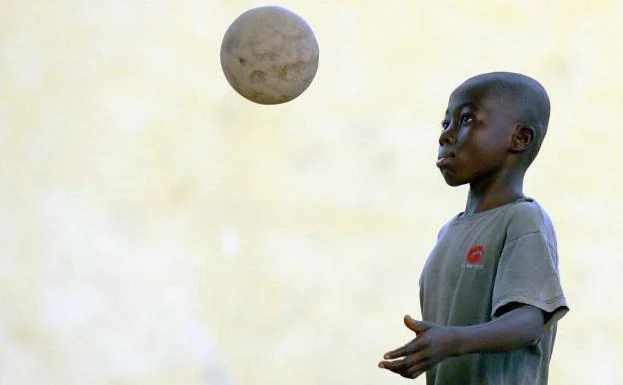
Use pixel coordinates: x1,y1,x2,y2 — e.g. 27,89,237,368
378,72,569,384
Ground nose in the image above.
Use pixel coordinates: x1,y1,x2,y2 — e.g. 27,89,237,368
439,123,456,147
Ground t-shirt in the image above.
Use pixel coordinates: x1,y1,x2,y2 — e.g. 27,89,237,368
419,198,569,385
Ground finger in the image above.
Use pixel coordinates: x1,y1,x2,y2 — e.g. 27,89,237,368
407,357,432,377
408,369,424,379
404,315,432,334
378,358,410,377
381,350,427,373
384,338,426,360
409,357,433,372
378,358,408,372
383,340,413,360
400,372,413,379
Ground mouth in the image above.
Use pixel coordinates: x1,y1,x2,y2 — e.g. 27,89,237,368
436,152,455,168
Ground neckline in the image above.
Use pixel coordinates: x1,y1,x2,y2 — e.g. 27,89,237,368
452,197,534,223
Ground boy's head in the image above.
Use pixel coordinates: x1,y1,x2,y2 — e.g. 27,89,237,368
436,71,550,187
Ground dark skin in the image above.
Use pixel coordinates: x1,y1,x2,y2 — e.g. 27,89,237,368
379,75,547,379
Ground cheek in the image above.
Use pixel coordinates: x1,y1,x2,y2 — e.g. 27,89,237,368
461,132,504,162
454,146,495,178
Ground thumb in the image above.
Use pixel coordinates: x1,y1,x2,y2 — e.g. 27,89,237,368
404,315,431,334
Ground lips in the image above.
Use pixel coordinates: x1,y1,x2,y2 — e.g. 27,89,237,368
436,152,455,168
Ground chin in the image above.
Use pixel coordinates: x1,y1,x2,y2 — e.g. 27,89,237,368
444,179,467,187
440,172,467,187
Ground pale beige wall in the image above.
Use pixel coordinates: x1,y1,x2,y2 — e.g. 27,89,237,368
2,1,622,384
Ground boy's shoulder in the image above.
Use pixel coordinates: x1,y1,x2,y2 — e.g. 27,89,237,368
504,197,556,242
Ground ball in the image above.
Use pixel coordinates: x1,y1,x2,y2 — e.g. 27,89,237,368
220,6,319,105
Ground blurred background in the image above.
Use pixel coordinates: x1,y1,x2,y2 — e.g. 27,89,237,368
1,0,622,384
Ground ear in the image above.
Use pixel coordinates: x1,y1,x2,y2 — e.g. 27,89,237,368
510,125,535,153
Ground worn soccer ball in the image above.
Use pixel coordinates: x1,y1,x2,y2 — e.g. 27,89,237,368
220,6,319,105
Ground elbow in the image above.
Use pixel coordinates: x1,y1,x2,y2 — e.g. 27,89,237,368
504,304,546,349
522,312,546,347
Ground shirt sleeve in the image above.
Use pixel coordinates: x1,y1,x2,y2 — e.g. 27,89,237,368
491,229,569,329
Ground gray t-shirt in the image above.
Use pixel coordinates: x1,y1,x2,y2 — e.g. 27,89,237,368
419,198,569,385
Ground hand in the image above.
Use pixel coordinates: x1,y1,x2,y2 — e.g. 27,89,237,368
378,315,460,379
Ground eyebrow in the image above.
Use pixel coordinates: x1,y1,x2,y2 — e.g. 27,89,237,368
444,101,477,115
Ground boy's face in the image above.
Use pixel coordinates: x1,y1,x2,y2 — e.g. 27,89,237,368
436,82,518,187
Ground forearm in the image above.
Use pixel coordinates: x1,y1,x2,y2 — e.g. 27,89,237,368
453,305,545,356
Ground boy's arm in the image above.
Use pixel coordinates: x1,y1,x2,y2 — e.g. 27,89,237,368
378,304,545,379
455,303,545,354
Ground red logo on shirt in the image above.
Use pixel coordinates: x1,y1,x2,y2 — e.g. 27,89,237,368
466,245,484,264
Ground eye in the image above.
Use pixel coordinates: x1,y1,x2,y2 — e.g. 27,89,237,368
460,114,474,125
441,120,450,130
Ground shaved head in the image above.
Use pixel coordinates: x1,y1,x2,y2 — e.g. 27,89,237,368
454,72,551,166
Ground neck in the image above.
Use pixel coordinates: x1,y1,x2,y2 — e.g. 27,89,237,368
464,168,526,215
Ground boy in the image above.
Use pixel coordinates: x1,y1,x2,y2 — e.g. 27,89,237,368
378,72,569,384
